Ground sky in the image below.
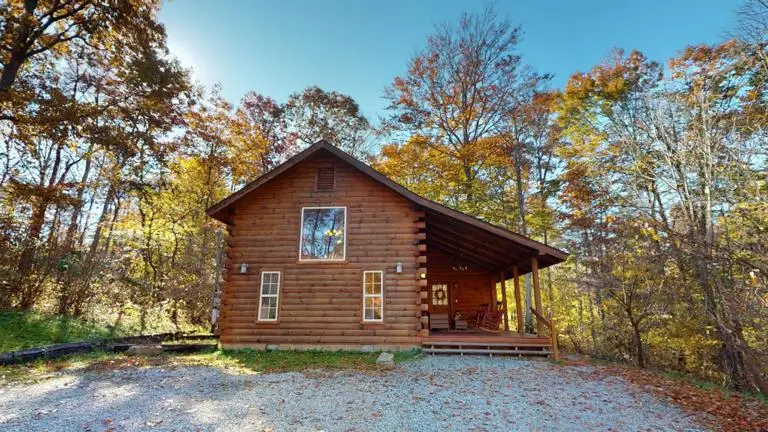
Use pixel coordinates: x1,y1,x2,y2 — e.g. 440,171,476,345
158,0,739,123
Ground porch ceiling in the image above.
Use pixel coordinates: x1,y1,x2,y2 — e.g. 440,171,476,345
425,210,564,276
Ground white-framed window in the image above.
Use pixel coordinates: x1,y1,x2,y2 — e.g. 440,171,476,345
258,271,280,321
363,271,383,322
299,206,347,261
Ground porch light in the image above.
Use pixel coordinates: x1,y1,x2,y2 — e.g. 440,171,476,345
240,263,248,274
395,262,403,273
419,272,427,279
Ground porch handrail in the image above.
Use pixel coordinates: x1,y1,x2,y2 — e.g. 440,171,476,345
530,307,560,362
530,307,551,329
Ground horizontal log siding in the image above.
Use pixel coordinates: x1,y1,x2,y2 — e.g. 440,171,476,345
220,153,421,349
427,249,494,322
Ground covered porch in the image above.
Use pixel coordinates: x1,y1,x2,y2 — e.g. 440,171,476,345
417,208,566,358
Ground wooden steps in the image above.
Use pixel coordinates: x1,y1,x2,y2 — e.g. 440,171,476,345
423,348,552,356
422,336,552,357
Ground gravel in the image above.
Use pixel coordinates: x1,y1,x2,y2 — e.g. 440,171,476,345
0,356,708,431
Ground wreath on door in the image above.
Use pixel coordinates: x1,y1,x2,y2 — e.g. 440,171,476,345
434,289,446,300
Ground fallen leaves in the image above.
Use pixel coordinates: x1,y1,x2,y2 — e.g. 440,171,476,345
575,360,768,432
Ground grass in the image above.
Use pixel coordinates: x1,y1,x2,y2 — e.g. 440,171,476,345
0,310,425,383
0,311,126,352
220,348,423,372
0,347,424,384
753,391,768,406
0,349,117,382
663,370,725,391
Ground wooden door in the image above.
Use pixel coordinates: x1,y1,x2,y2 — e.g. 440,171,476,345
430,281,451,316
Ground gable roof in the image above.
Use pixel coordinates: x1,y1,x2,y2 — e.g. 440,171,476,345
206,140,567,272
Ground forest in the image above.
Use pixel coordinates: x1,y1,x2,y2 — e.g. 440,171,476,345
0,0,765,394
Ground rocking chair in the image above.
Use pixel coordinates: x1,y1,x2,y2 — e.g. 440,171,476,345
478,305,504,332
471,303,489,327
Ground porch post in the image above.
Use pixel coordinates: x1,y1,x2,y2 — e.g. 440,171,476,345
499,272,509,332
512,265,524,335
531,256,544,335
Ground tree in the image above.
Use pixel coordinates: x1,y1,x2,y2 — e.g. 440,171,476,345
284,86,371,157
555,45,767,393
0,1,190,311
735,0,768,73
0,0,164,95
374,135,466,209
230,91,297,185
598,222,669,368
383,6,530,212
497,80,558,330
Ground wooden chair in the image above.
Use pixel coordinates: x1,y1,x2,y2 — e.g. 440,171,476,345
479,308,504,332
429,313,450,331
471,304,489,327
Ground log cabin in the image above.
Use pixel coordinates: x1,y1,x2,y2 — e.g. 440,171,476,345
206,140,567,357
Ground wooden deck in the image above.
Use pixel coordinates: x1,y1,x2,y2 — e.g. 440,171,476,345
422,330,552,356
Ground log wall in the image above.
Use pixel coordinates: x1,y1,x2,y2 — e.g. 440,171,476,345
219,152,422,350
426,248,494,326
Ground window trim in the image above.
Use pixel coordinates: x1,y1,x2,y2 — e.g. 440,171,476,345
362,270,384,322
298,206,347,262
257,271,281,321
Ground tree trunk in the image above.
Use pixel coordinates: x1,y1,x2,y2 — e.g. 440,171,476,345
512,144,534,332
630,319,646,368
462,162,475,207
716,319,768,394
16,137,67,308
56,152,94,315
15,197,48,308
0,48,28,96
543,229,555,315
63,183,115,316
588,293,598,353
0,0,38,95
64,148,93,248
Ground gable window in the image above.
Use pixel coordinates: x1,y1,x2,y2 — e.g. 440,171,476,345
316,167,335,191
299,207,346,261
258,271,280,321
363,271,383,321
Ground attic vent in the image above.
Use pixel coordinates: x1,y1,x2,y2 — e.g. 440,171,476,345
316,167,335,191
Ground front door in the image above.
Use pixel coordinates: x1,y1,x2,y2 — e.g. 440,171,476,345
430,281,452,317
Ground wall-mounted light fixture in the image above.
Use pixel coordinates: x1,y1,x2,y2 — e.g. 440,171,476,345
419,272,427,279
240,263,248,274
395,262,403,273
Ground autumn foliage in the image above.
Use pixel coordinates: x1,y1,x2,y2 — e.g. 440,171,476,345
0,0,766,406
377,4,768,396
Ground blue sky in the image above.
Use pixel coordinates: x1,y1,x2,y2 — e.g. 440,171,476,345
159,1,738,122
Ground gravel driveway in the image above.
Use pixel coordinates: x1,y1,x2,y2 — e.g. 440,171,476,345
0,356,707,431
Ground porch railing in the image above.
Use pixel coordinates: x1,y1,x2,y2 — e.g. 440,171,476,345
531,308,560,361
